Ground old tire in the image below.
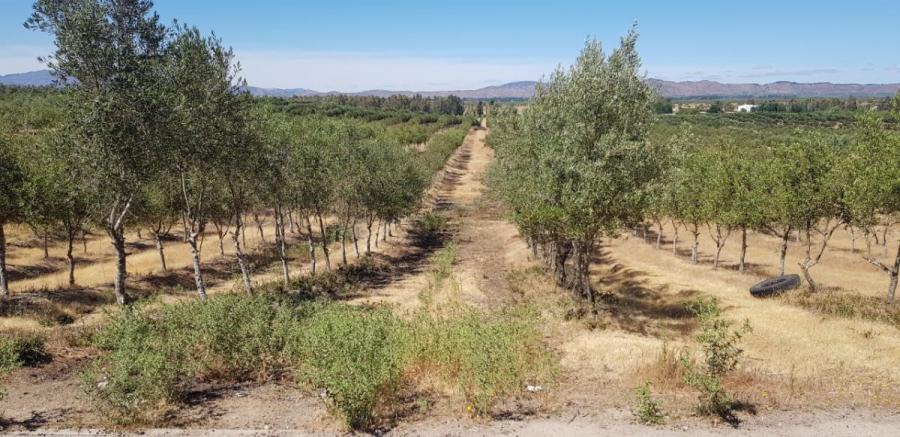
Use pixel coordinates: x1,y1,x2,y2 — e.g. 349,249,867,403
750,274,801,297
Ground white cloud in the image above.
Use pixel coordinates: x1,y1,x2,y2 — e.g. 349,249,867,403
234,51,554,91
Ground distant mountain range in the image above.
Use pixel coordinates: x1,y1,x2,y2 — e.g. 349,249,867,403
4,70,900,100
245,80,538,99
0,70,56,87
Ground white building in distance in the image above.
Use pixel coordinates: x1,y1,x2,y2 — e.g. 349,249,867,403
736,104,759,113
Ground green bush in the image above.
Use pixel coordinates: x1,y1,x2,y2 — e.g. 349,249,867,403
679,298,751,419
82,296,298,424
408,305,554,415
291,271,349,297
413,212,449,242
632,381,665,424
287,303,407,429
82,293,554,429
0,332,49,372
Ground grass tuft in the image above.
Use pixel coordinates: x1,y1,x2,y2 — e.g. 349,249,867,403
779,289,900,328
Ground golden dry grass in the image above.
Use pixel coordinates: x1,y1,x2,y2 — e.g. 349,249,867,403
600,233,900,407
651,221,898,299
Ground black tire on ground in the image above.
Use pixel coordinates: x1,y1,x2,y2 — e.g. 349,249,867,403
750,274,801,297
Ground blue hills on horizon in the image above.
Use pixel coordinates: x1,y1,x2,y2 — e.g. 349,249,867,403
3,69,899,99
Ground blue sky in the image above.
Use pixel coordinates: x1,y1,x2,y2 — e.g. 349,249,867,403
2,0,899,91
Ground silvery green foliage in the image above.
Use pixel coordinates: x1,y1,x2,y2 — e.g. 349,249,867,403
489,28,662,299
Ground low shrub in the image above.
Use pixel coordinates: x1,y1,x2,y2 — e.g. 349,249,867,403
679,298,751,421
0,332,49,372
291,271,349,297
412,212,449,243
632,381,665,425
82,295,298,424
408,305,554,415
82,293,555,429
288,303,407,429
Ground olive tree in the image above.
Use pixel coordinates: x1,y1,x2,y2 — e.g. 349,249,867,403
669,144,709,265
725,145,769,273
21,133,97,286
701,147,740,270
163,25,248,299
134,178,179,272
844,116,900,302
789,135,845,291
490,29,660,304
27,0,170,305
0,139,25,298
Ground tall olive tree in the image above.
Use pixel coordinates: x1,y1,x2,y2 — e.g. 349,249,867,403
134,178,179,272
668,143,709,265
726,145,769,273
256,109,296,286
21,133,98,286
844,116,900,302
27,0,169,305
789,135,845,291
0,138,25,298
490,29,660,304
701,147,737,270
163,25,247,299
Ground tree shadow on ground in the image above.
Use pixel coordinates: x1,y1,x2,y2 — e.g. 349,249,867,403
330,140,472,300
586,246,700,338
0,409,72,432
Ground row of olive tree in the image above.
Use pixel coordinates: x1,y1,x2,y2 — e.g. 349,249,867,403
645,116,899,302
0,0,450,304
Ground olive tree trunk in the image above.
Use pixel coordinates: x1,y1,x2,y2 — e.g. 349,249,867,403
654,219,664,249
305,216,317,274
316,213,332,271
340,221,349,265
66,229,77,287
351,219,360,258
231,216,253,294
738,226,748,273
777,226,792,276
187,231,208,300
365,215,375,254
865,240,900,304
671,220,680,255
153,231,167,272
797,219,841,292
254,213,266,244
0,222,9,298
110,227,129,305
690,222,701,264
274,207,290,287
708,223,732,270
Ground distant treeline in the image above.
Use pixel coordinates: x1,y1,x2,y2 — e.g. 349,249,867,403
654,93,900,115
262,93,466,117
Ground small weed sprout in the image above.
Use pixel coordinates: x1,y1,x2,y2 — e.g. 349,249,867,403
633,381,665,424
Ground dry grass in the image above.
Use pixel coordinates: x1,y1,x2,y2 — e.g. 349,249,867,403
779,289,900,328
648,221,899,300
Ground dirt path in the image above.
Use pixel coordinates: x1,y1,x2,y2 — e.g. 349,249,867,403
350,128,532,311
